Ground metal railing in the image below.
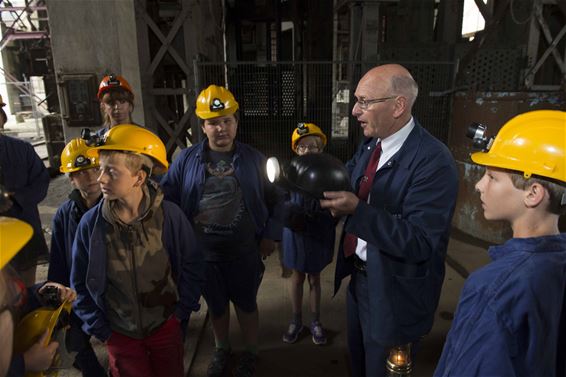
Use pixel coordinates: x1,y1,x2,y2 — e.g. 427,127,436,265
0,74,49,139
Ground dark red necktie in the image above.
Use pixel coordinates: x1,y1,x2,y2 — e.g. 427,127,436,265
343,142,382,257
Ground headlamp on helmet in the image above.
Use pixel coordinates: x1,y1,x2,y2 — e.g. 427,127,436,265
297,123,309,136
107,74,120,87
81,128,104,147
466,122,494,152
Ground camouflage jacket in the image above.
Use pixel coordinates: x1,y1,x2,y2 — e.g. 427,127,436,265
70,181,205,342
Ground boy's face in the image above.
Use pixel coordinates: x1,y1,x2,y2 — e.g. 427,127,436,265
475,167,525,221
201,114,237,152
97,154,142,200
69,167,101,197
295,135,322,156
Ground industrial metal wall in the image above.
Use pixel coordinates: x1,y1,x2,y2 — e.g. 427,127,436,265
195,61,455,162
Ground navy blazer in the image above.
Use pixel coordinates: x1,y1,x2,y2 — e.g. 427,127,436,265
335,121,459,346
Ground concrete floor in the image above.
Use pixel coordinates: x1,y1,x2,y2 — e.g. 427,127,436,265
185,237,488,377
33,171,493,377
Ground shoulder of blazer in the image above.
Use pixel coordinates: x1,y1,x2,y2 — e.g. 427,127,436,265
394,121,451,169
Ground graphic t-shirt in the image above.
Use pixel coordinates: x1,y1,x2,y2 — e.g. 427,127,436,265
194,149,257,261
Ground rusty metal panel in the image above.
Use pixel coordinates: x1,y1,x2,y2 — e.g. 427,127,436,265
454,159,513,245
450,90,566,243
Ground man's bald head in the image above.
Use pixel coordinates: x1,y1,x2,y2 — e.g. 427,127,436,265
352,64,419,139
362,64,419,111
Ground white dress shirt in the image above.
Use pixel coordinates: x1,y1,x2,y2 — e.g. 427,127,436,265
355,117,415,261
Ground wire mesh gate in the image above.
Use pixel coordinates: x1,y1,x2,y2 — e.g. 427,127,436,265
194,61,456,162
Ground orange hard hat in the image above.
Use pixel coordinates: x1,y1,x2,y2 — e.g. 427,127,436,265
97,74,134,100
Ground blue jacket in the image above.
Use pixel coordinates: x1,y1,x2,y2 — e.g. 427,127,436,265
435,234,566,377
335,121,459,346
0,135,49,266
70,197,205,341
160,139,283,241
48,190,101,286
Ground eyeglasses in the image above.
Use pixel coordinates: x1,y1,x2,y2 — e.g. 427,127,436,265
296,144,320,153
355,96,396,110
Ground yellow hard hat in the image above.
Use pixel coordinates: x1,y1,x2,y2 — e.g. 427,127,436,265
87,124,169,175
471,110,566,182
14,300,72,377
291,122,327,151
0,217,33,270
195,85,239,120
60,138,99,174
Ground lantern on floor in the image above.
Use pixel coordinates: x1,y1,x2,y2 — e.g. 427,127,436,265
386,343,412,377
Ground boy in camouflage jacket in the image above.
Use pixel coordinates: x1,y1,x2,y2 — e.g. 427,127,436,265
71,125,205,377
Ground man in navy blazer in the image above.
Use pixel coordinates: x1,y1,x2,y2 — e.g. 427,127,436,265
321,64,459,377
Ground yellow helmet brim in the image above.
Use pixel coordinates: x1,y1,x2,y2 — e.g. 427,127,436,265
0,217,33,270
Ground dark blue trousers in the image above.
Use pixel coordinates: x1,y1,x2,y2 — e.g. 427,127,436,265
347,271,389,377
67,314,107,377
347,270,419,377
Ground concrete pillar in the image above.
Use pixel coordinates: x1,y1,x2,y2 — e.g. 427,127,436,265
46,0,143,140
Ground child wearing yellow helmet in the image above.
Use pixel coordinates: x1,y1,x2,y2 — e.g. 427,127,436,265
71,125,205,377
435,110,566,377
47,138,105,376
0,216,77,377
161,85,284,377
281,122,335,346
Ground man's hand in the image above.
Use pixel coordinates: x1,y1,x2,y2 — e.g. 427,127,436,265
320,191,360,217
39,282,77,303
259,239,275,259
23,330,58,372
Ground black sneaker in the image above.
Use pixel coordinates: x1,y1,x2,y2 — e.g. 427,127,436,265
232,351,257,377
207,348,231,377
